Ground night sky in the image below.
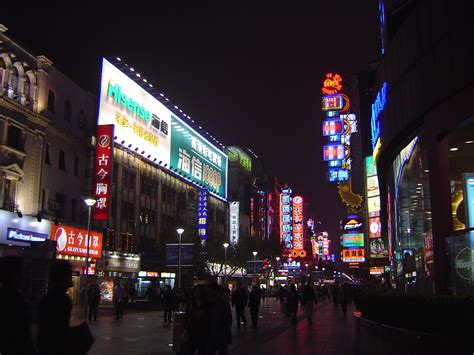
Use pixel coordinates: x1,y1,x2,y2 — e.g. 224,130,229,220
4,2,380,245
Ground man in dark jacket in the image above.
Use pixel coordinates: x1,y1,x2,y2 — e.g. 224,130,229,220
248,285,261,328
162,285,175,323
207,283,232,355
88,279,101,321
231,282,248,328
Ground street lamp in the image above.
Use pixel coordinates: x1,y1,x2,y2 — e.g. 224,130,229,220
176,228,184,289
252,251,258,274
82,196,96,320
305,263,309,275
223,243,229,285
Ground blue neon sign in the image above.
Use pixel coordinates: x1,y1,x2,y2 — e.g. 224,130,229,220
327,169,350,182
371,82,387,150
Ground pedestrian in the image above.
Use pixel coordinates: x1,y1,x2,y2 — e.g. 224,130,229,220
163,284,175,323
277,285,286,314
287,283,302,325
113,280,127,320
183,284,209,355
331,284,339,308
231,281,248,328
301,282,316,325
88,279,101,322
128,284,137,304
0,256,36,355
248,285,261,328
38,260,73,355
260,287,266,302
207,283,232,355
339,283,349,317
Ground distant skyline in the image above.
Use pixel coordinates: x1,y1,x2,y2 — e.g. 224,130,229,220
3,2,380,245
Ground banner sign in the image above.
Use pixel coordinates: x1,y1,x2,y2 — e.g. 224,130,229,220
280,188,293,250
50,225,103,259
165,243,194,266
197,189,209,247
290,196,306,258
342,248,365,262
229,201,240,245
92,124,114,220
6,227,48,243
342,233,364,247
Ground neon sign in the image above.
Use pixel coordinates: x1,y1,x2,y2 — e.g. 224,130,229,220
291,196,306,258
323,144,345,161
93,124,114,221
197,189,209,248
322,120,343,136
322,95,344,111
371,82,387,150
322,73,343,95
280,188,292,250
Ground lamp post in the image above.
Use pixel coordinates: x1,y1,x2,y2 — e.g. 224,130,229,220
176,228,184,289
252,251,258,274
82,196,97,320
223,243,229,285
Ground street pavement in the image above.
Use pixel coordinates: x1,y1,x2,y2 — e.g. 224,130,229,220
71,298,356,354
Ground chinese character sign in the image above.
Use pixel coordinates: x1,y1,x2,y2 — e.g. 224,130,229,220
280,188,292,250
93,124,114,220
50,225,103,259
197,189,209,247
291,196,306,258
229,201,239,245
342,248,365,262
171,117,227,198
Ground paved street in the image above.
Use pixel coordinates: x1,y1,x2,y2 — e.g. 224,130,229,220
71,298,355,354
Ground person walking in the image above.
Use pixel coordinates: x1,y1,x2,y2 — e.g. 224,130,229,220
248,285,261,328
162,284,175,323
88,279,101,322
331,284,339,309
339,283,349,317
183,284,210,355
260,287,266,302
38,260,73,355
302,282,316,325
231,282,248,328
287,283,302,325
113,281,127,320
207,284,232,355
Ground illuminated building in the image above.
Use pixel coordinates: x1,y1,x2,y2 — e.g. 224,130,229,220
363,1,474,294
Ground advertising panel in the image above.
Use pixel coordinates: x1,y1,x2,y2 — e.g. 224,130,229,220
229,201,240,245
280,188,292,250
171,117,227,198
367,175,380,197
342,233,364,247
322,95,344,111
370,238,388,258
6,228,48,243
92,124,114,220
227,146,252,172
98,58,171,166
369,217,381,238
323,144,345,161
342,248,365,262
367,196,381,217
291,196,306,258
322,120,343,136
50,225,103,259
165,243,194,266
0,210,51,247
463,173,474,228
197,189,209,247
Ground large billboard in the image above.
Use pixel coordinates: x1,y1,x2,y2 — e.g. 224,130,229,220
171,118,227,197
50,224,103,259
93,124,114,220
98,58,227,199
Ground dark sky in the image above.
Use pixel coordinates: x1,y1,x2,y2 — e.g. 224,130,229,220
4,2,380,245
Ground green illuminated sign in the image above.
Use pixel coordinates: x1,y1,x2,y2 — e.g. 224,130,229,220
107,82,151,122
227,146,252,172
342,233,364,247
170,116,227,197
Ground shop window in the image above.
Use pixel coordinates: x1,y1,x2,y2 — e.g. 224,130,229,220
64,100,71,122
7,125,25,151
47,90,55,112
58,150,67,171
45,143,52,165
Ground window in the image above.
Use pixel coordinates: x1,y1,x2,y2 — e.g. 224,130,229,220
58,150,66,171
45,144,51,165
47,90,55,112
140,176,157,197
78,110,85,129
123,170,136,190
74,156,79,176
55,193,66,218
7,125,25,151
23,76,30,100
64,100,71,122
8,67,19,93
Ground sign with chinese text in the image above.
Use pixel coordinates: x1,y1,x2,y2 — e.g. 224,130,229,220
280,188,292,250
342,248,365,263
367,175,380,197
171,117,227,198
98,58,171,167
103,251,140,272
322,120,343,136
322,95,344,111
197,189,209,247
291,196,306,258
227,146,252,172
165,243,194,266
328,169,350,182
322,73,343,95
323,144,345,161
92,124,114,220
229,201,239,245
50,225,103,259
342,233,364,247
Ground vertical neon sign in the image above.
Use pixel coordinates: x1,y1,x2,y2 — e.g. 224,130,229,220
280,188,292,250
197,189,208,249
291,196,306,258
93,124,114,220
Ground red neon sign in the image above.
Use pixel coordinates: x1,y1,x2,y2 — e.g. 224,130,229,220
93,124,114,220
51,224,103,259
322,73,343,95
291,196,305,258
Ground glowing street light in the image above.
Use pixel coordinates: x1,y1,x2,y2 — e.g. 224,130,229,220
176,228,184,289
82,196,97,320
223,243,229,285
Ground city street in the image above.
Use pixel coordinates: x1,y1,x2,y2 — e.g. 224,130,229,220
71,298,355,355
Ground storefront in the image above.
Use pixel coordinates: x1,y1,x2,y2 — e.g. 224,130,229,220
49,224,103,304
136,271,176,298
97,251,140,305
